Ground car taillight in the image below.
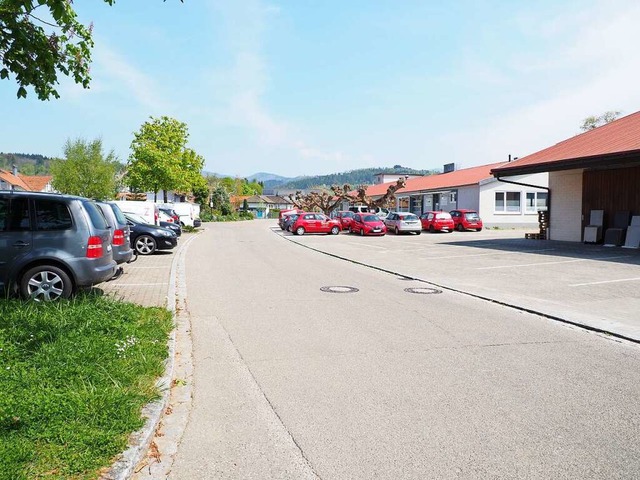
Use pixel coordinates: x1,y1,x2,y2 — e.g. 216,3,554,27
113,229,125,246
87,236,104,258
155,211,158,224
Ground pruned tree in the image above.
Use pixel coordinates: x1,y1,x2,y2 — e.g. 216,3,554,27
287,184,355,215
353,177,407,209
580,111,622,131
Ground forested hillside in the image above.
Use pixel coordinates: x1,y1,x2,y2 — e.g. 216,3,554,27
0,153,53,175
279,166,437,189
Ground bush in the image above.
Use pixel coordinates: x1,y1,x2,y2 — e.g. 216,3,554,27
199,210,214,222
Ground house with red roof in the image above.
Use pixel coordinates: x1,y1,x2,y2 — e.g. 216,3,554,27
356,162,549,228
19,174,54,192
0,168,31,191
492,111,640,242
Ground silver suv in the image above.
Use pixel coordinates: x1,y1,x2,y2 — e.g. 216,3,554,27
0,191,117,300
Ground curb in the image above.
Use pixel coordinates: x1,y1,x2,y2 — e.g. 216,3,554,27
104,232,200,480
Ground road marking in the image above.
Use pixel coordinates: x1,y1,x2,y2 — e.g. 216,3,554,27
129,266,171,269
113,283,169,286
418,248,556,261
569,277,640,287
477,255,627,270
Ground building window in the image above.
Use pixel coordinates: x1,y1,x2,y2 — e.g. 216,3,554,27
525,192,548,213
398,197,409,212
495,191,521,213
450,192,457,203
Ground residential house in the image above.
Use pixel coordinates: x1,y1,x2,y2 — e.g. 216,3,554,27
0,168,31,191
19,175,54,192
492,110,640,242
232,195,294,218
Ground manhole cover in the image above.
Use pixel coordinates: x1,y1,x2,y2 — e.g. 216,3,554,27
404,287,443,295
320,286,360,294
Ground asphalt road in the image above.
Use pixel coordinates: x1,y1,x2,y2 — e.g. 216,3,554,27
169,221,640,479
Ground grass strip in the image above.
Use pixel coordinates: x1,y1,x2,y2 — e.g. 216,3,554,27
0,295,173,479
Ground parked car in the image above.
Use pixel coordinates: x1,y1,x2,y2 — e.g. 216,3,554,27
160,220,182,236
348,206,390,219
160,202,199,227
124,213,178,255
335,211,356,231
384,212,422,235
350,213,387,236
420,211,455,233
158,209,175,223
282,214,299,232
291,213,341,236
0,191,117,300
96,201,134,266
112,200,159,226
279,209,302,230
450,209,484,231
159,207,180,224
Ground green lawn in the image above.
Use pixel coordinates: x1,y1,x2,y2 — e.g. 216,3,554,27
0,295,173,479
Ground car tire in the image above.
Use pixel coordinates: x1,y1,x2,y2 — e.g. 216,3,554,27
296,226,305,236
457,224,464,232
477,227,483,231
395,227,400,235
360,228,365,236
429,225,435,233
20,265,73,301
416,231,421,235
331,226,340,235
135,235,157,255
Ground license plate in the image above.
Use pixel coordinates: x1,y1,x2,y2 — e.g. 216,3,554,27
373,228,381,232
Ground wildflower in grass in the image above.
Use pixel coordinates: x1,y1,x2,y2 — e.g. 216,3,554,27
115,335,139,358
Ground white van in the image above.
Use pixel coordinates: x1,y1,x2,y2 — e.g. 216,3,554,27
161,202,199,227
348,205,390,219
112,201,159,225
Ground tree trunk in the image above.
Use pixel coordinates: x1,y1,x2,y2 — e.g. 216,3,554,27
154,191,157,202
163,190,168,203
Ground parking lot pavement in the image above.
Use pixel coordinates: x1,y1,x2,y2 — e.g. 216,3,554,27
277,224,640,342
100,235,193,307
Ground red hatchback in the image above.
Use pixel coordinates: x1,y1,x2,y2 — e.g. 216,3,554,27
450,209,483,231
292,213,341,236
334,211,356,231
420,211,455,233
350,213,387,236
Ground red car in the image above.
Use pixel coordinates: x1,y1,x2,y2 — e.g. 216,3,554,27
292,212,341,236
450,209,483,231
350,213,387,236
334,211,356,231
420,211,455,233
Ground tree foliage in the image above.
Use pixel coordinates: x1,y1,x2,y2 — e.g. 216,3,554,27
127,116,205,202
279,166,436,190
580,111,622,131
0,0,113,99
50,138,119,199
0,0,182,100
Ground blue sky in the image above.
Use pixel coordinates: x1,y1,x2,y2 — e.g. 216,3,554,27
2,0,640,178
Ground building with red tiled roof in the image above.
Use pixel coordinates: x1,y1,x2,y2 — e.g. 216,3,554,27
19,175,54,192
0,169,32,191
492,111,640,242
352,162,549,228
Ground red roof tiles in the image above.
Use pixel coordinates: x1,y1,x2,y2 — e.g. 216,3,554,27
365,162,507,197
19,175,52,192
0,169,32,191
493,110,640,175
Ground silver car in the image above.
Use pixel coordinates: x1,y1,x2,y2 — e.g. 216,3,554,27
384,212,422,235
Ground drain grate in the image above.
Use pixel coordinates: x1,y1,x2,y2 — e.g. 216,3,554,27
320,286,359,294
404,287,442,295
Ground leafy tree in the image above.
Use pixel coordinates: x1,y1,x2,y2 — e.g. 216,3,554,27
0,0,182,100
50,138,119,199
580,111,622,131
127,116,189,202
210,185,232,215
242,198,249,211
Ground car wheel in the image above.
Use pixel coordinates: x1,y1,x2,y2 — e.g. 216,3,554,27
395,227,400,235
360,228,365,236
135,235,157,255
457,224,464,232
415,231,421,235
429,225,435,233
296,226,305,236
331,226,340,235
20,265,73,301
477,227,483,231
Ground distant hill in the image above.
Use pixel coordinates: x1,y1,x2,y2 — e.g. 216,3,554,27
0,153,53,175
277,166,438,190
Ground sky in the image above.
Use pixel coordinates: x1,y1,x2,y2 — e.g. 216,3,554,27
2,0,640,178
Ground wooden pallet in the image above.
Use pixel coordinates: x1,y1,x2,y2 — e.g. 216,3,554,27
525,232,547,240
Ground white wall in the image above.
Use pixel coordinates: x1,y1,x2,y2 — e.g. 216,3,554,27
479,172,549,228
548,169,583,241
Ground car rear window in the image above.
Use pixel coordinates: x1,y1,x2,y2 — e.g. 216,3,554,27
436,213,452,219
109,203,128,224
465,212,480,220
342,211,354,218
34,199,73,231
401,214,418,221
83,201,108,230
